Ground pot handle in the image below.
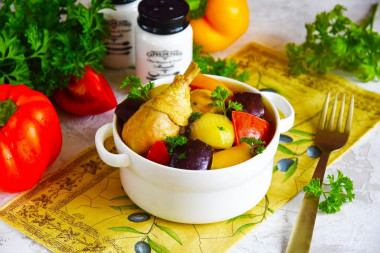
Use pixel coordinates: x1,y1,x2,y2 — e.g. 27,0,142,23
95,123,130,168
262,92,295,133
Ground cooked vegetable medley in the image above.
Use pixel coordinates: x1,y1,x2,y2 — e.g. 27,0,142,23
116,62,274,170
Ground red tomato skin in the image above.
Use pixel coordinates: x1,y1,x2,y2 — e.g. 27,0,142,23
53,66,117,115
0,84,62,193
232,111,272,146
146,141,171,166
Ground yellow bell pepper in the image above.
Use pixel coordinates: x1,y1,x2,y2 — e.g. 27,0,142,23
190,0,249,53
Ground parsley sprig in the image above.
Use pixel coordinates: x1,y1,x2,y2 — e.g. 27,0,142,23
303,170,355,214
286,4,380,82
120,76,154,101
189,112,202,123
240,137,266,156
166,136,188,155
209,86,243,116
193,43,249,82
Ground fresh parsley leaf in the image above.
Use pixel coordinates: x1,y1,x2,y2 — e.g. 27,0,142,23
303,170,355,214
209,86,243,116
228,101,244,112
286,4,380,82
166,136,188,155
121,75,154,101
217,126,225,131
240,137,266,156
120,76,141,88
189,112,202,123
303,178,323,197
178,152,186,160
193,43,249,82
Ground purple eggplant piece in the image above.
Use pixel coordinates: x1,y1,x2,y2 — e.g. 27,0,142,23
170,139,213,170
234,92,264,118
115,98,144,125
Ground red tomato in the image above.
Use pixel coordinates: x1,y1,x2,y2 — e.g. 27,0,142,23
53,66,117,115
146,141,171,166
232,111,272,145
0,84,62,192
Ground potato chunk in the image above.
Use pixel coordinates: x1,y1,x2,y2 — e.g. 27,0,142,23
190,113,234,149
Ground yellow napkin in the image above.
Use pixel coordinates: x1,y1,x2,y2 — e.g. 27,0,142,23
1,42,379,253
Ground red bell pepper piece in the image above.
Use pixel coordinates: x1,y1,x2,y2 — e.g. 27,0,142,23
0,84,62,192
232,110,272,145
146,141,171,166
53,66,117,115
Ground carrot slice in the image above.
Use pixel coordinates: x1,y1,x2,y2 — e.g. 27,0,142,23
190,73,233,100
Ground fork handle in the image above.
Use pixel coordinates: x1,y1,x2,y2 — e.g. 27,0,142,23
285,151,330,253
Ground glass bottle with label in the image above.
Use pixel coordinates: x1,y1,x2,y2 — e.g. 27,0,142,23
101,0,140,69
135,0,192,83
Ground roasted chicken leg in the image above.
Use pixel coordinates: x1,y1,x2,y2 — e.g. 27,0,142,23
122,62,200,154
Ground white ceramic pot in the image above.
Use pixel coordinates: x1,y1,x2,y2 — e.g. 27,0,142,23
95,75,295,224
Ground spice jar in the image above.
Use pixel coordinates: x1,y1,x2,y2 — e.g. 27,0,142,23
135,0,192,83
101,0,140,69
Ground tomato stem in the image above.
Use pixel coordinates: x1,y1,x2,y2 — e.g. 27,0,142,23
0,99,18,128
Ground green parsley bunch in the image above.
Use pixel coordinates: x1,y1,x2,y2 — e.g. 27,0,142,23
0,0,114,96
286,4,379,82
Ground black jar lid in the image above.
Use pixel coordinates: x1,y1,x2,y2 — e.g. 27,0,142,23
112,0,136,4
137,0,190,35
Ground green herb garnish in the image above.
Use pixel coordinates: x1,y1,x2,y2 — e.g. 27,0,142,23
193,43,249,82
0,0,114,96
166,136,188,155
240,137,266,156
178,152,186,160
120,76,154,101
286,4,380,82
217,126,225,131
209,86,243,116
189,112,202,123
303,170,355,214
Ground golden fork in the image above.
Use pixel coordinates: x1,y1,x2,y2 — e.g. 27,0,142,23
285,93,354,253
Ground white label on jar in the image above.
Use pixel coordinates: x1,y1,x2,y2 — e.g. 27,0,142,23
105,19,133,56
145,50,184,80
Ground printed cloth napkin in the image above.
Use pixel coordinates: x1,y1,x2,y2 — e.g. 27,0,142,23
1,42,379,253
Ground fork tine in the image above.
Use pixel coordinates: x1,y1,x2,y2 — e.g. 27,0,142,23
318,92,330,130
328,94,338,131
336,94,346,132
345,95,354,134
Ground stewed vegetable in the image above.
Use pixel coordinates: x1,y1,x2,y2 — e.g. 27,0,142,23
115,98,144,125
233,92,265,118
170,139,213,170
190,113,235,149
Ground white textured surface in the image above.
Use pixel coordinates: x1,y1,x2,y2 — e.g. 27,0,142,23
1,0,380,252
